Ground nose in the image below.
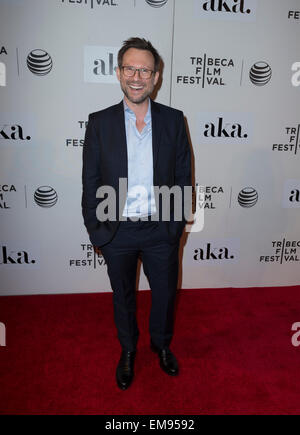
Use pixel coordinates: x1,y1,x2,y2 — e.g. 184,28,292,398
133,69,142,79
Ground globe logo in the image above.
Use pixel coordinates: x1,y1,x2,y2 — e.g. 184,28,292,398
34,186,58,208
249,62,272,86
145,0,168,7
27,49,53,76
238,187,258,208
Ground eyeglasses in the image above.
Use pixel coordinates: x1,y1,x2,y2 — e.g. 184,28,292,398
121,66,154,79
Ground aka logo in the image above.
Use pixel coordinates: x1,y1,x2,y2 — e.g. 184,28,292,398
93,52,116,77
0,124,31,141
204,117,248,139
194,243,234,261
84,46,118,84
196,0,256,21
202,0,251,13
289,189,300,203
199,112,252,144
282,180,300,209
192,239,239,264
291,62,300,87
0,246,36,265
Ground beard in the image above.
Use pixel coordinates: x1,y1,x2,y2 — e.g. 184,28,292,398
120,79,154,105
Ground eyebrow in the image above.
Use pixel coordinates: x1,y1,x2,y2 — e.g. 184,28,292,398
122,64,154,70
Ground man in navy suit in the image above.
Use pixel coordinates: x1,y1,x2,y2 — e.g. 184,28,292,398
82,37,191,390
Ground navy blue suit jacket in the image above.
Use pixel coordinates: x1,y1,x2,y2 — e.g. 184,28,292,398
82,99,191,247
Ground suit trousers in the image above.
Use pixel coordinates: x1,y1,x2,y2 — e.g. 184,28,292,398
100,218,180,351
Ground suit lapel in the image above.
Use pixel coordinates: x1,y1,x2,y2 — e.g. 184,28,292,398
151,99,162,169
114,101,128,180
113,99,162,180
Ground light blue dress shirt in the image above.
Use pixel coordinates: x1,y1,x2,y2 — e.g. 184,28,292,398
122,99,157,218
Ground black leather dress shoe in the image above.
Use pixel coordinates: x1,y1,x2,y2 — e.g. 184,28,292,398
116,350,136,390
151,341,179,376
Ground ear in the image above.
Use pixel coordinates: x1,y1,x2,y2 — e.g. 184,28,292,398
116,66,121,82
153,71,160,86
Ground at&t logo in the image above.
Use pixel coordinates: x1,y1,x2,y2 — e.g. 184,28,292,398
249,62,272,86
146,0,168,7
34,186,58,208
237,187,258,207
27,49,53,76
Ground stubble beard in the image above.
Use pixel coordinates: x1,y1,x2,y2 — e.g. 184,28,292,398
121,80,154,105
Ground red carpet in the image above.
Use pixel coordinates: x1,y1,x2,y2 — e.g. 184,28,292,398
1,286,300,415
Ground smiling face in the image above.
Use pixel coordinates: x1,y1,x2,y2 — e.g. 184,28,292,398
116,48,159,105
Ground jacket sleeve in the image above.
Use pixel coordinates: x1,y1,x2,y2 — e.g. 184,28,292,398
175,111,192,224
81,114,101,235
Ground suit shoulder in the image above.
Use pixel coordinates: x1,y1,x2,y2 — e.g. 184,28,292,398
153,101,183,118
88,102,121,122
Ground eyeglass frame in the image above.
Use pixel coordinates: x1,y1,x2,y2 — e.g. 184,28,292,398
120,65,155,79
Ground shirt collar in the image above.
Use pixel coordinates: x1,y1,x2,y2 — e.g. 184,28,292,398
123,98,151,124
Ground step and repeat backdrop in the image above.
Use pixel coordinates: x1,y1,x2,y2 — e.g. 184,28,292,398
0,0,299,295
